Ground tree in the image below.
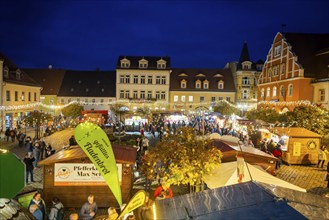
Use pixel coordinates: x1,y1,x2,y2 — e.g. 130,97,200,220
213,102,239,116
61,103,84,118
279,105,329,135
139,127,222,192
22,111,53,138
136,106,151,118
245,109,280,124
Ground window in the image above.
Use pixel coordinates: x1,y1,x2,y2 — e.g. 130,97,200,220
100,99,104,103
141,76,145,84
181,96,186,102
148,76,153,84
200,96,205,102
15,91,18,101
273,86,277,97
161,92,166,100
28,92,31,101
203,81,209,89
125,75,130,84
125,90,129,99
274,45,281,57
195,80,201,89
319,89,325,101
4,67,9,78
288,84,293,96
133,91,138,99
266,87,271,97
218,81,224,89
211,97,216,102
61,98,64,104
226,97,231,102
85,98,88,103
174,95,178,102
181,80,186,88
242,89,249,99
92,99,95,103
280,86,285,97
133,75,138,84
280,64,285,75
188,96,193,102
261,88,265,98
242,77,250,85
273,66,279,76
120,90,124,98
161,76,166,85
155,91,160,99
243,64,249,70
140,91,145,99
120,75,125,83
156,76,161,84
16,70,21,80
21,92,25,101
139,63,147,68
120,60,130,68
157,63,166,69
6,91,10,101
268,69,272,78
147,91,152,99
67,98,71,103
218,97,223,100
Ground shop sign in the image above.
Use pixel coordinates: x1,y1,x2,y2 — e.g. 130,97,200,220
293,142,301,156
54,163,122,186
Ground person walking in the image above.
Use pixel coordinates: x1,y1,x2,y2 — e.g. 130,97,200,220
317,145,328,168
24,153,35,184
28,193,47,220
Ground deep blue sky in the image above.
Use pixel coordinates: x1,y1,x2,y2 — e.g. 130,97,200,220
1,0,328,70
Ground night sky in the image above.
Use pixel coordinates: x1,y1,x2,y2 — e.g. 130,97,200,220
1,0,328,70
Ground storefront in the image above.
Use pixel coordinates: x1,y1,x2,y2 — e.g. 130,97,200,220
38,144,137,208
273,127,322,165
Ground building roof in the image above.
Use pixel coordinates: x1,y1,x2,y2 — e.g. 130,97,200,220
170,68,236,92
239,42,251,63
57,70,116,97
116,56,171,70
23,68,66,95
155,181,321,219
0,53,41,87
38,145,137,165
282,32,329,79
273,127,322,138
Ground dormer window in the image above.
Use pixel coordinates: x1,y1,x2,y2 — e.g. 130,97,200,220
4,67,9,78
242,61,252,70
120,58,130,68
16,69,21,80
180,80,186,88
139,59,148,69
274,45,281,57
195,80,201,89
203,80,209,89
157,59,167,69
218,80,224,89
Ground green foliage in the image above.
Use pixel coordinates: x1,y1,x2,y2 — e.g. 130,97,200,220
110,104,131,118
245,109,280,123
139,127,222,188
280,106,329,135
136,107,150,117
213,102,239,116
61,103,84,118
22,111,53,127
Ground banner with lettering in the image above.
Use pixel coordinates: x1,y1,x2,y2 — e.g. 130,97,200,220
117,190,146,219
75,122,122,205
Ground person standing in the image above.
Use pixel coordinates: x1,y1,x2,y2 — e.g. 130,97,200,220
326,161,329,188
29,204,43,220
48,197,64,220
317,145,328,168
33,142,41,168
24,153,35,184
80,195,97,220
28,193,47,220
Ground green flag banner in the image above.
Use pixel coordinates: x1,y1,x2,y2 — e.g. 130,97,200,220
117,190,146,219
74,122,122,205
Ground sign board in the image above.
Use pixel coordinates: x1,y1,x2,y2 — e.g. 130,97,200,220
293,142,301,156
54,163,122,186
0,152,25,198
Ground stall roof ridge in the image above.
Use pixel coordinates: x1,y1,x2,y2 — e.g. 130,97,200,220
273,127,322,138
38,145,137,165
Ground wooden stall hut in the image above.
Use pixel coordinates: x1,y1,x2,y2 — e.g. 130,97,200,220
273,127,321,165
212,138,278,175
38,144,137,208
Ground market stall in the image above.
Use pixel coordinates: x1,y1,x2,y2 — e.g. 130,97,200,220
273,127,321,165
38,145,137,208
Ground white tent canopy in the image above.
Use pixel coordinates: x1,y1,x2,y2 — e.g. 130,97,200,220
204,161,306,192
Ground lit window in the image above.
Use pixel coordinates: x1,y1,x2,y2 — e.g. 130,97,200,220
288,84,293,96
266,87,271,97
21,92,25,101
125,75,130,84
242,77,250,85
174,95,178,102
188,96,193,102
319,89,325,101
100,99,104,103
280,86,285,96
218,97,223,100
203,81,209,89
218,81,224,89
181,80,186,88
161,76,166,84
195,80,201,89
148,76,152,84
200,96,205,102
242,89,249,99
273,66,279,76
280,64,285,74
120,75,124,83
181,96,186,102
211,97,216,102
92,99,95,103
261,88,265,98
273,86,277,97
156,76,161,84
274,45,281,57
